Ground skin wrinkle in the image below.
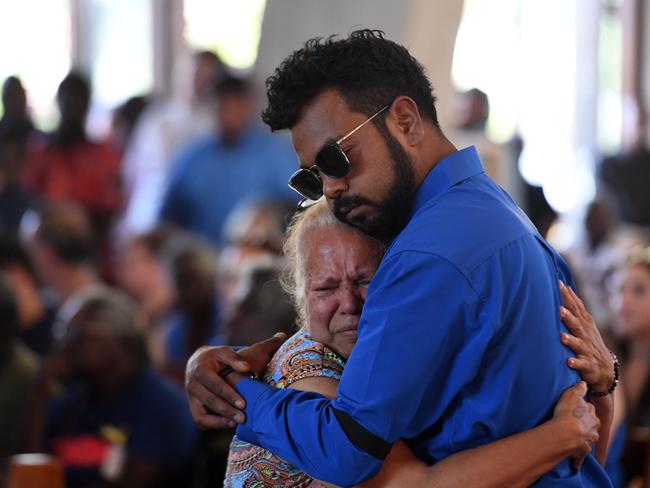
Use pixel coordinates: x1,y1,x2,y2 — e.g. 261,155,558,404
304,225,382,359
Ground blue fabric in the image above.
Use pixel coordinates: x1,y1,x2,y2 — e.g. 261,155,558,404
46,368,197,487
235,146,612,487
165,302,223,369
159,125,299,245
605,422,628,487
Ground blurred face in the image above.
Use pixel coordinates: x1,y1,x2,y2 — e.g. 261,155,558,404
217,93,253,144
193,55,220,99
304,226,382,358
57,86,88,125
218,244,274,319
27,239,59,290
175,258,215,311
291,90,416,244
63,321,124,384
615,264,650,339
118,241,158,298
2,79,27,116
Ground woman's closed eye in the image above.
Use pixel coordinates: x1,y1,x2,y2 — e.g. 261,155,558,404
313,282,338,294
357,278,372,287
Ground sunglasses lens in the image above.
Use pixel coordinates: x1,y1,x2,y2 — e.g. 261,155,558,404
289,170,323,200
315,145,349,178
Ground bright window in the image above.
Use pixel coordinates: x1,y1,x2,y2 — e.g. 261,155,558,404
88,0,153,108
84,0,153,137
0,0,71,129
184,0,266,70
597,0,623,154
452,0,609,214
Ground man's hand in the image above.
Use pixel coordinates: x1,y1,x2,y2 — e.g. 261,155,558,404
552,382,600,469
558,281,614,393
185,333,287,430
237,332,288,378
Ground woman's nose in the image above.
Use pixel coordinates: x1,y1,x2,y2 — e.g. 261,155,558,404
338,285,363,314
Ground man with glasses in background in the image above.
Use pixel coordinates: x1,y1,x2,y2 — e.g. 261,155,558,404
186,30,614,486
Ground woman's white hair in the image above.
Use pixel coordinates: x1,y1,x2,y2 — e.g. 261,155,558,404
280,199,383,328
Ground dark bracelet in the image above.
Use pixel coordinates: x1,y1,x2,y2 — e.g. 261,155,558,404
589,352,620,397
218,367,259,381
219,366,236,379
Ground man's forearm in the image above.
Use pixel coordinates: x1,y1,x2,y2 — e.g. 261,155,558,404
591,394,613,465
421,419,578,488
233,378,384,485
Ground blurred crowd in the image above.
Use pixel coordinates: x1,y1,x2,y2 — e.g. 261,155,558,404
0,51,299,487
1,51,650,487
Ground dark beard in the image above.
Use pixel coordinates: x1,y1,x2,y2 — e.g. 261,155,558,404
332,131,416,245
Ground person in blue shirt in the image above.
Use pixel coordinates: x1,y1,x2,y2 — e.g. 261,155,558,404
159,75,298,246
185,30,616,486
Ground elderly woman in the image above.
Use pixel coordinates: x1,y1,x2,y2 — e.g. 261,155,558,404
221,200,612,487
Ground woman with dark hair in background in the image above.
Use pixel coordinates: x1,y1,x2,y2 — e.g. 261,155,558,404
606,245,650,487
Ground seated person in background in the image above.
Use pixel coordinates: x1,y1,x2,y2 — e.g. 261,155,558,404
223,258,296,347
222,198,297,255
116,225,178,370
223,200,611,488
158,76,298,247
0,78,43,234
218,199,297,346
22,201,104,335
0,276,39,457
165,241,223,381
0,234,57,356
31,287,197,488
605,245,650,487
22,72,121,281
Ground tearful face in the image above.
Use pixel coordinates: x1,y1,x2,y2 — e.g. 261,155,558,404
303,226,382,359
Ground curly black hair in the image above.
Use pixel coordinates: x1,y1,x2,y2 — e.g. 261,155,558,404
262,29,438,132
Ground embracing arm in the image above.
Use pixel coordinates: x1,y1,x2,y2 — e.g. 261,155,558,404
187,254,604,486
228,254,483,485
359,280,613,488
363,383,597,488
281,372,599,488
589,396,613,465
422,281,616,487
559,281,616,465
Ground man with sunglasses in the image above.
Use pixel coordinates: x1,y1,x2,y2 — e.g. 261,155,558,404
185,30,614,486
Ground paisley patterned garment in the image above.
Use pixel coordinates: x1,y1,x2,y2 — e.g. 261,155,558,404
224,329,345,487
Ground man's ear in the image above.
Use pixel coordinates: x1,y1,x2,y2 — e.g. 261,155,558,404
388,96,424,147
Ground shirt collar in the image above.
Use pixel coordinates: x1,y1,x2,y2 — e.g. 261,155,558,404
412,146,485,214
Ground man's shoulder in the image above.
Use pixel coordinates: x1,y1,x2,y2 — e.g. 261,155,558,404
393,177,537,272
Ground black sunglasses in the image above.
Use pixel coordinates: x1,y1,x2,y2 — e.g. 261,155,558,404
288,104,390,200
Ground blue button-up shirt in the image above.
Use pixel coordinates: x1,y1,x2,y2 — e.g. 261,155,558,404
159,125,298,245
236,147,611,487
